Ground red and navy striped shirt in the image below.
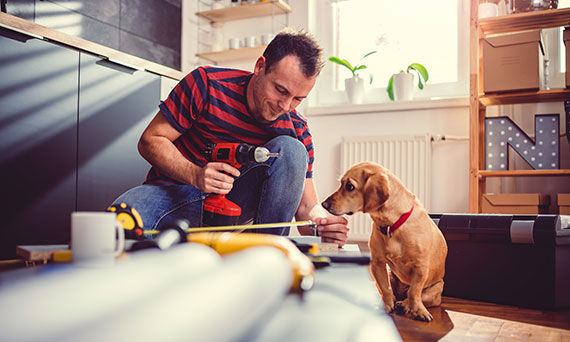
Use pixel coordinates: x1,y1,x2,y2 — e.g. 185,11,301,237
145,66,314,184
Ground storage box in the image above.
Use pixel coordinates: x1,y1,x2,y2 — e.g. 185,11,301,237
563,27,570,88
482,30,544,93
431,213,570,309
559,193,570,215
482,193,550,214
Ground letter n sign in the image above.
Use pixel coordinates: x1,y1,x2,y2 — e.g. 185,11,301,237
485,114,560,171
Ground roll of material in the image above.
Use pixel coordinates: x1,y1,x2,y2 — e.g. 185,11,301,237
0,243,222,341
479,2,498,19
64,247,292,341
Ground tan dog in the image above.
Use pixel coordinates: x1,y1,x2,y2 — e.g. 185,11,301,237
322,162,447,322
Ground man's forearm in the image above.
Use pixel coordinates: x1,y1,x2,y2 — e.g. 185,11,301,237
138,135,200,186
295,179,322,235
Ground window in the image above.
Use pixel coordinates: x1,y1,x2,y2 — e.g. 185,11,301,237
336,0,459,88
310,0,469,106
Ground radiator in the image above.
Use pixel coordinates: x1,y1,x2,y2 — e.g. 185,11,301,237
340,134,431,241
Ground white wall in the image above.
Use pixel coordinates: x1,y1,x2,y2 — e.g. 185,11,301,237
306,100,470,213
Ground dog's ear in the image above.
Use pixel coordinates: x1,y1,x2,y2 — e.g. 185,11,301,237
362,172,390,213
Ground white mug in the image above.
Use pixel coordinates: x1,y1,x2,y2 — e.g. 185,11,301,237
71,212,124,268
261,33,275,45
245,36,256,48
229,37,242,49
478,2,498,19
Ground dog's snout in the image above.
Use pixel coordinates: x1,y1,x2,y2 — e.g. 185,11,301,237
321,200,331,211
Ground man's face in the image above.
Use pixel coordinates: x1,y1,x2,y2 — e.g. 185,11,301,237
248,55,317,123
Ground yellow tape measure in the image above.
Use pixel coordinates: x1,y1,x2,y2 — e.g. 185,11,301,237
145,220,316,236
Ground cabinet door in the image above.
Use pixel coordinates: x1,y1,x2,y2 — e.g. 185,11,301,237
77,53,160,211
0,28,79,259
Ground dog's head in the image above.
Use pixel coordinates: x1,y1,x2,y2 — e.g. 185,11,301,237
322,162,390,216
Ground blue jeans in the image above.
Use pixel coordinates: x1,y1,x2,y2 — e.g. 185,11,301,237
112,136,308,237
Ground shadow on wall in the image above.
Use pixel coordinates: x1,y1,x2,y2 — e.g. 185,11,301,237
3,0,181,70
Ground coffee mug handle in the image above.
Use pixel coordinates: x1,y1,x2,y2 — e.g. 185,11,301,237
114,221,125,256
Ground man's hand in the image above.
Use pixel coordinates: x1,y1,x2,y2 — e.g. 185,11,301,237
314,216,349,247
194,162,240,194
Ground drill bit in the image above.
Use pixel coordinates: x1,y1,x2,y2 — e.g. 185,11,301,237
254,147,280,163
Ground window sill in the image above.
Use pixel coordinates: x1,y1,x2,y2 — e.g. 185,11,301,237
305,97,469,116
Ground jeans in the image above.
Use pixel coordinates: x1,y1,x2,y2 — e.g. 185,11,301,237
112,136,308,237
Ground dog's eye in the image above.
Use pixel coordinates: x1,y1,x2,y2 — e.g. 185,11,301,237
345,182,355,192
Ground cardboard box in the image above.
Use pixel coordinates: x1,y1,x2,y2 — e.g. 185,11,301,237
482,30,544,93
563,27,570,88
559,193,570,215
432,213,570,309
482,193,550,214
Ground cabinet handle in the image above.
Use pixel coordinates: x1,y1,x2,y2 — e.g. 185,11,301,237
0,24,43,42
95,58,141,74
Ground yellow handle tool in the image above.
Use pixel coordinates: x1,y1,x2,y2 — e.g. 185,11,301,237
188,232,315,293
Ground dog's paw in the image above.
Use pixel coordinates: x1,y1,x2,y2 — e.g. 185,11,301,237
382,297,396,314
409,306,433,322
394,301,406,315
395,300,433,322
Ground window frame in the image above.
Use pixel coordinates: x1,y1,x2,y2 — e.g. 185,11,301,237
308,0,470,107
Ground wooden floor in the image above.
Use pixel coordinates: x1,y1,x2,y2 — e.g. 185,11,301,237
391,296,570,342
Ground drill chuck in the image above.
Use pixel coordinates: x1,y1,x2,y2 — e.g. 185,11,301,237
205,142,279,168
253,146,279,163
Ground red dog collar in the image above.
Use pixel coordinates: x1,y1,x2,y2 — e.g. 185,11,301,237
377,203,415,237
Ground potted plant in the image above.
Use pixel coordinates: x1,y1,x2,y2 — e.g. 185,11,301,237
329,51,377,104
387,63,429,101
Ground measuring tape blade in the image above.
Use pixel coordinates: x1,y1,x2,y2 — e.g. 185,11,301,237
145,220,316,236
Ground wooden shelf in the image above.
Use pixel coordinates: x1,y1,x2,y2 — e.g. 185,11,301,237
196,0,291,23
479,8,570,36
469,5,570,213
479,88,570,106
196,45,266,63
479,169,570,177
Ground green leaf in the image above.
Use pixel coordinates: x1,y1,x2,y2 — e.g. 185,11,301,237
360,50,377,62
354,65,367,71
408,63,429,83
329,56,357,75
386,75,394,101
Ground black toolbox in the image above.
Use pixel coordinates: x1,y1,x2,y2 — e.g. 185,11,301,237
430,214,570,309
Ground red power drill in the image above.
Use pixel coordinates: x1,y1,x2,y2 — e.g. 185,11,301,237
203,142,280,226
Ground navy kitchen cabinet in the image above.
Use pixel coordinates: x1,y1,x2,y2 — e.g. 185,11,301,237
0,28,162,259
77,53,159,211
0,28,79,259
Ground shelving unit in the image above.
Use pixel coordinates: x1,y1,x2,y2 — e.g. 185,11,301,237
469,5,570,212
197,45,266,64
195,0,291,64
196,0,291,22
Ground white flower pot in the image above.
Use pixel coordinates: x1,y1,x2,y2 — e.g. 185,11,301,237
392,71,414,101
344,77,365,104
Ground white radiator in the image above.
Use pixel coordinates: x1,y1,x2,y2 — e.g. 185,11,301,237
341,134,431,241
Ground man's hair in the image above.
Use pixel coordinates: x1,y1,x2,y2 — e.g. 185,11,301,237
263,28,324,78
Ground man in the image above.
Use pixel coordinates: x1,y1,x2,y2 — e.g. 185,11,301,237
112,28,349,246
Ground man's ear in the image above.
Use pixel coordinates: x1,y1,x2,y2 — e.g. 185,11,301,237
362,173,390,213
254,56,266,75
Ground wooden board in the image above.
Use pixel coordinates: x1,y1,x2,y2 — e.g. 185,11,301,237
16,245,69,261
196,1,291,23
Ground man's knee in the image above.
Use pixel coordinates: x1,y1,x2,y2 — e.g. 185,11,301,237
265,136,308,174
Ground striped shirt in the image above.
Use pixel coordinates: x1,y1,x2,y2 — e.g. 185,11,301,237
145,66,314,184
